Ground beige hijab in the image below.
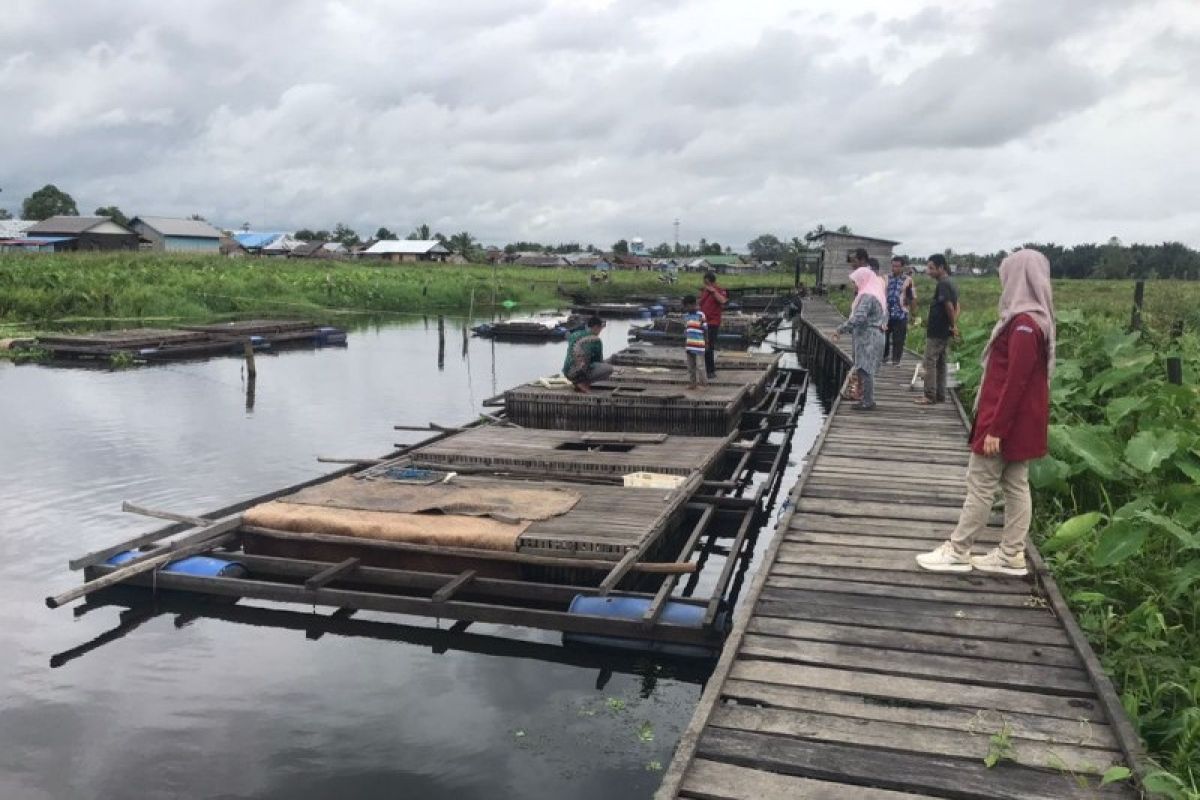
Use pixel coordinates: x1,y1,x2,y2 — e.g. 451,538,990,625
981,248,1056,386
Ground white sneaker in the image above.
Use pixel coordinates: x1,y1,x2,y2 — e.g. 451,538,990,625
915,542,972,573
971,548,1028,577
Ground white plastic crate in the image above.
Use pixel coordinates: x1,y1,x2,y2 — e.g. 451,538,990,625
622,471,687,489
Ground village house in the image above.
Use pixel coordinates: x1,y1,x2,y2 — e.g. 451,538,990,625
23,215,141,251
513,254,569,268
129,216,223,253
809,231,900,287
360,239,451,263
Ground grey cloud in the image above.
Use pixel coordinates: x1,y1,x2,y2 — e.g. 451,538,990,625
0,0,1197,253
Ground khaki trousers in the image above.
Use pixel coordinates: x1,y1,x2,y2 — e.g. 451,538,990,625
949,453,1032,558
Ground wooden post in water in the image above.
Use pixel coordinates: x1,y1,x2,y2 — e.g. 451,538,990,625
243,340,257,410
1130,280,1145,331
437,315,446,370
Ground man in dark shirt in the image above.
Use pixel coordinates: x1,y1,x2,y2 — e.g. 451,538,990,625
915,254,959,404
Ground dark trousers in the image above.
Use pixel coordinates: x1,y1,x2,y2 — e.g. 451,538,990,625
704,324,719,375
883,318,908,364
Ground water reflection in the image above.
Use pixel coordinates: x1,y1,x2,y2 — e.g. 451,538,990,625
0,314,823,800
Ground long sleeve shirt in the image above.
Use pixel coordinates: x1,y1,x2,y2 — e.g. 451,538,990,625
970,313,1050,462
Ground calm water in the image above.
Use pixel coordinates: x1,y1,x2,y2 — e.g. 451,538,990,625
0,314,826,800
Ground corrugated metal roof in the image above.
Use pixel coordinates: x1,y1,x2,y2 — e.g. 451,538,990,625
233,232,286,249
363,239,450,255
0,220,36,238
131,216,222,239
26,216,118,235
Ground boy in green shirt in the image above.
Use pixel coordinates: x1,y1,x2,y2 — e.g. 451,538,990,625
563,316,613,392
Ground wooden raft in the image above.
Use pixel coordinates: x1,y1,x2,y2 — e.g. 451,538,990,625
611,345,779,373
409,427,734,479
656,300,1142,800
504,381,751,437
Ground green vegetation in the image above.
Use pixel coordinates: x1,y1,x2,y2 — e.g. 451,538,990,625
836,276,1200,797
0,253,792,327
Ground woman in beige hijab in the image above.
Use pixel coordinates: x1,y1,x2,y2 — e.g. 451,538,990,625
917,249,1055,576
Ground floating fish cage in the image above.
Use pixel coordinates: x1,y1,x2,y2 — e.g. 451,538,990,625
471,315,583,341
502,381,752,436
604,366,774,400
49,312,806,655
610,345,780,373
31,319,346,362
408,427,736,480
570,302,652,319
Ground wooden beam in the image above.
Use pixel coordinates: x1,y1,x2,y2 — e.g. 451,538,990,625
431,570,476,603
242,525,696,574
47,531,237,609
121,502,211,528
304,558,360,590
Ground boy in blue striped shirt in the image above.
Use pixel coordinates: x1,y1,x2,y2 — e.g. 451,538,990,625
682,295,708,389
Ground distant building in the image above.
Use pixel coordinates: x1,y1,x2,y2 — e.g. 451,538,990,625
513,254,569,268
629,237,646,255
23,216,141,251
612,253,653,270
0,220,36,240
232,231,304,256
809,231,900,287
360,239,451,263
130,216,223,253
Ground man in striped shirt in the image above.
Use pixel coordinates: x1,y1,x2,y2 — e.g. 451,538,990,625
682,295,708,389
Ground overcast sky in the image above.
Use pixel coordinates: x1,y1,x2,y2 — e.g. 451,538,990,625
2,0,1198,254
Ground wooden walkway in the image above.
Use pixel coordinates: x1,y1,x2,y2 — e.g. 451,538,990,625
657,300,1144,800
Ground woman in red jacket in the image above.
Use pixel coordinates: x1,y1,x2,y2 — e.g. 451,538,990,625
917,249,1055,576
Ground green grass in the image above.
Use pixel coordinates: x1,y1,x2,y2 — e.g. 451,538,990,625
836,276,1200,797
0,252,795,327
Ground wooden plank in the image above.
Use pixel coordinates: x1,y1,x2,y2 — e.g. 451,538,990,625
769,561,1031,594
755,598,1071,647
758,586,1058,627
784,529,998,552
720,680,1117,749
121,501,211,527
709,705,1120,774
738,634,1094,695
679,759,935,800
764,575,1043,609
792,497,993,524
730,659,1104,721
745,617,1081,668
431,569,476,603
304,557,360,590
695,728,1130,800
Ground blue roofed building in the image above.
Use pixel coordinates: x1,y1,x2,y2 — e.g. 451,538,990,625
130,216,223,253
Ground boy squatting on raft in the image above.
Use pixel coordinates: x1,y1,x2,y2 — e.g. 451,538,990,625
562,316,613,393
916,249,1055,577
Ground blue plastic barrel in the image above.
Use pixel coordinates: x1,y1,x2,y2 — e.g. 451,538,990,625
650,304,666,317
637,307,652,319
563,595,724,658
105,550,247,578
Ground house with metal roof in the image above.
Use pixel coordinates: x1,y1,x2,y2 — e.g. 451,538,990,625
24,216,141,251
360,239,451,263
130,216,223,253
0,219,75,253
0,220,36,240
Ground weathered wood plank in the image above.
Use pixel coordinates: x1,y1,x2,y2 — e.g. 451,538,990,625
758,586,1058,626
739,634,1094,695
745,617,1081,668
729,661,1104,720
755,599,1071,646
720,680,1117,748
769,561,1030,594
695,728,1130,800
764,575,1043,609
709,705,1120,774
679,758,937,800
785,529,998,552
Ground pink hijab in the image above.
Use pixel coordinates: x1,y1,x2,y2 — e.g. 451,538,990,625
849,266,887,313
982,247,1056,381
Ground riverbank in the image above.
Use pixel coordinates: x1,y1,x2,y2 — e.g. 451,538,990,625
0,253,792,329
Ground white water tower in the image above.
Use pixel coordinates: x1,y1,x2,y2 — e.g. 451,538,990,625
630,236,645,255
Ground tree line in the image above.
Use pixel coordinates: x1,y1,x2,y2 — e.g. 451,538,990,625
933,238,1200,280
